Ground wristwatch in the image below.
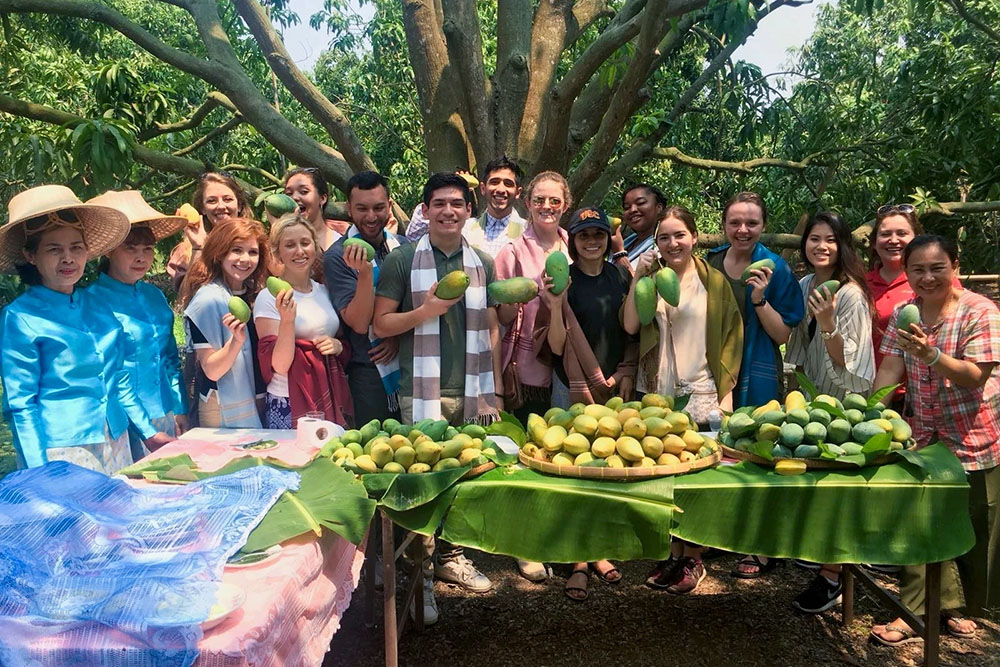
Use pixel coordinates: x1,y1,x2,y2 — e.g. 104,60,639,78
752,296,767,308
821,327,839,341
610,251,629,263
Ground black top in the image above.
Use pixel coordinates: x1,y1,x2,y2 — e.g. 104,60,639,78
555,262,633,386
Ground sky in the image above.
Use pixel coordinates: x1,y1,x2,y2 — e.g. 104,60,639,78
280,1,834,76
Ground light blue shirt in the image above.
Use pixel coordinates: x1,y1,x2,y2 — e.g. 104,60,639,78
0,284,156,469
86,273,187,422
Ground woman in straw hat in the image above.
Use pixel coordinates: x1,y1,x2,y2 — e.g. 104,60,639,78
85,191,189,460
0,185,167,473
178,218,270,428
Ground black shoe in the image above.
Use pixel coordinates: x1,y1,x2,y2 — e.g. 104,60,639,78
792,574,843,614
645,557,679,588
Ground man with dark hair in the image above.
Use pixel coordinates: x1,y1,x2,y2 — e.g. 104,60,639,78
373,172,503,623
323,170,406,425
462,156,526,257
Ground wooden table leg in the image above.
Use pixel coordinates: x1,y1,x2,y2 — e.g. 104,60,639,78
410,533,425,633
842,564,855,626
364,517,377,628
381,513,397,667
924,562,941,667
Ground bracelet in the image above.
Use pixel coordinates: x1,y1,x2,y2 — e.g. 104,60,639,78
610,251,629,262
927,347,942,366
752,296,767,308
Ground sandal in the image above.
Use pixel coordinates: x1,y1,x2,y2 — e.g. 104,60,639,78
565,566,589,602
870,623,922,647
590,560,622,584
732,554,779,579
945,616,977,639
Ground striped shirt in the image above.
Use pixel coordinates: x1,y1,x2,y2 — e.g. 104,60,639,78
786,276,875,399
624,232,656,268
881,290,1000,471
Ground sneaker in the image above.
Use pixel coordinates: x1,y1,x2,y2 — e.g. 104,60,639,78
434,554,493,592
516,559,551,582
793,559,821,570
409,574,438,626
648,557,705,593
792,575,843,613
645,557,679,587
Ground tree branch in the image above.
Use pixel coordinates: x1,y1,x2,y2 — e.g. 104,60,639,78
945,0,1000,45
230,0,374,173
493,0,532,159
172,115,243,156
1,0,216,81
649,146,829,173
138,92,234,141
441,0,493,166
565,0,616,46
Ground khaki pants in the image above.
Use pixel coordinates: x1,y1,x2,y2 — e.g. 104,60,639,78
901,465,1000,615
198,391,222,428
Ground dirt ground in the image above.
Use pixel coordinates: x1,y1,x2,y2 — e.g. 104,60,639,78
325,551,999,667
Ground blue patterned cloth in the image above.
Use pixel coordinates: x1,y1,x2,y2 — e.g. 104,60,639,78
0,461,299,667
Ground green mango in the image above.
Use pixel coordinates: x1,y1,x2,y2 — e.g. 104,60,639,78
267,276,293,297
896,303,921,333
439,439,465,460
381,462,406,474
889,418,912,443
545,251,570,295
444,426,459,440
382,418,401,432
779,422,805,448
359,419,381,444
227,296,251,323
263,193,297,216
488,276,539,304
758,410,787,426
803,422,827,445
852,421,885,443
435,270,471,299
634,276,657,325
343,237,376,261
461,423,487,439
422,419,449,442
341,429,363,445
772,443,794,458
727,412,758,438
654,266,680,307
841,442,864,456
786,408,810,427
793,444,821,459
808,409,832,427
844,408,865,425
826,419,852,444
432,457,461,472
813,279,841,297
842,393,868,412
741,258,776,283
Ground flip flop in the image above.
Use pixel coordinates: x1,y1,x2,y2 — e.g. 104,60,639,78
590,561,622,584
871,623,922,647
732,554,779,579
565,567,589,602
945,616,977,639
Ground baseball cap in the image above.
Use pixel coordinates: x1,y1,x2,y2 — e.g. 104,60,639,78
567,206,610,235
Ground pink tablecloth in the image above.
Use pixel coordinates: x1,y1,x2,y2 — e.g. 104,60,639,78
152,428,366,666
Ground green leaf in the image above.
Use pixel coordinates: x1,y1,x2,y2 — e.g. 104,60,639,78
117,453,199,478
862,432,892,464
734,406,755,416
836,454,867,467
363,465,469,511
816,442,838,460
809,401,846,420
673,394,691,411
748,440,775,460
795,372,820,400
895,447,929,472
487,419,526,447
242,457,375,552
867,384,900,409
438,467,678,562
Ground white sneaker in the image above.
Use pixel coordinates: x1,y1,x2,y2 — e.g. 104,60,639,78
516,559,550,582
434,554,493,592
409,575,438,626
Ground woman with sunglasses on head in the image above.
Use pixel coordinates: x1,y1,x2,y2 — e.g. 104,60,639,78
254,213,352,429
494,170,571,584
85,191,189,460
785,211,875,615
283,167,350,252
869,235,1000,646
0,186,172,473
623,205,743,596
179,218,270,428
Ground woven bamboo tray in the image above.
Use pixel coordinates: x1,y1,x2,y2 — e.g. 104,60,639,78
720,444,896,470
518,443,720,479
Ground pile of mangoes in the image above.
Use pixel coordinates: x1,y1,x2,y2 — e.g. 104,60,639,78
520,393,718,469
719,389,913,466
320,418,497,474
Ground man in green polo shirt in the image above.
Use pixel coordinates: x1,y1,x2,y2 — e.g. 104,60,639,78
373,171,502,623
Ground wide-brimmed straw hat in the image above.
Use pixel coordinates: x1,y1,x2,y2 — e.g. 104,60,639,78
0,185,131,274
86,190,187,241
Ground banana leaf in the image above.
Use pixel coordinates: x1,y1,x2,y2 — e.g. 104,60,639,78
361,466,469,511
117,454,199,478
242,457,375,551
436,467,679,563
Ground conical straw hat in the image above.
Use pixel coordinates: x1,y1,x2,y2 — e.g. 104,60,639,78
86,190,187,241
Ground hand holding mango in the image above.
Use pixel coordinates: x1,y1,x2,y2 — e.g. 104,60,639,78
221,312,248,344
808,279,840,328
742,259,775,301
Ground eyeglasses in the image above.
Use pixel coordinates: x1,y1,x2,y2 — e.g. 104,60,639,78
530,196,564,208
23,209,85,236
877,203,914,217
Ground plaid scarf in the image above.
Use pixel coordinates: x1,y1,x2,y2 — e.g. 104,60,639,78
347,224,403,412
409,234,497,423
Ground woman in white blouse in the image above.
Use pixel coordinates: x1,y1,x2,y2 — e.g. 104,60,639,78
786,211,875,400
786,210,875,615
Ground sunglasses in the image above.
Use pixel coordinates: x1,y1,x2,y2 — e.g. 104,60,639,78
877,203,914,217
287,167,320,176
200,171,234,180
24,209,85,236
530,196,564,208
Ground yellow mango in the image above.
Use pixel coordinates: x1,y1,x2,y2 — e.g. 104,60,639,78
634,457,656,468
572,415,600,437
775,459,807,476
661,434,686,455
641,393,673,409
615,436,644,462
784,390,808,413
574,452,595,466
389,434,411,451
370,443,394,467
752,399,781,420
682,430,705,452
394,445,416,469
415,441,442,465
354,454,378,473
656,452,681,466
521,443,540,457
606,454,626,469
597,416,622,439
460,448,483,465
644,417,670,438
622,417,647,439
407,462,431,474
562,433,592,456
552,452,576,466
641,436,664,458
541,425,568,452
583,404,616,420
527,413,548,444
617,408,641,425
666,412,690,434
590,436,617,458
678,450,696,463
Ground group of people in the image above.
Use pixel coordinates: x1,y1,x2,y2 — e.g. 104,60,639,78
0,157,996,644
